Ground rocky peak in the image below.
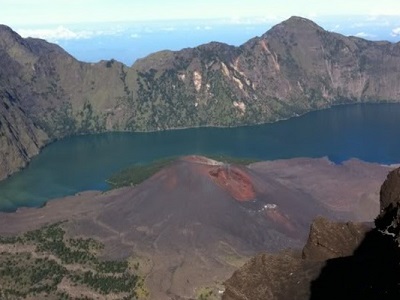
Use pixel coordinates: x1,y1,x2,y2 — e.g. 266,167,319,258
283,16,322,28
0,24,27,49
0,24,15,38
2,18,400,180
0,24,19,38
263,16,323,38
0,24,70,66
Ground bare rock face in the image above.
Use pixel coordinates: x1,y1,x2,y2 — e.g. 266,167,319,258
223,167,400,300
2,17,400,178
0,91,48,180
376,167,400,245
221,251,315,300
301,217,370,261
222,218,370,300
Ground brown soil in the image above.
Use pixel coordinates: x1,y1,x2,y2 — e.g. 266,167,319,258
264,208,297,235
208,166,256,201
0,156,393,299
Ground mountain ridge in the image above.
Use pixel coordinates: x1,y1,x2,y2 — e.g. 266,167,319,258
1,16,400,179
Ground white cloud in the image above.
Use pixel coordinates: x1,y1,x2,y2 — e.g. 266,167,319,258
355,32,375,38
15,26,125,42
391,27,400,37
17,26,95,41
130,33,141,39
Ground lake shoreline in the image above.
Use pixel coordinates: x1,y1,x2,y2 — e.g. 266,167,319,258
1,102,400,211
2,101,396,182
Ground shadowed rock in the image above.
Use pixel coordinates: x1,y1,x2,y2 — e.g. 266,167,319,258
0,156,391,299
223,166,400,300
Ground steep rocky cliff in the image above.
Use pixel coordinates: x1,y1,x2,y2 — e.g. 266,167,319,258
223,167,400,300
1,16,400,179
0,91,47,179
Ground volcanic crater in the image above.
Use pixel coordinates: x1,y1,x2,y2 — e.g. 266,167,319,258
0,156,393,299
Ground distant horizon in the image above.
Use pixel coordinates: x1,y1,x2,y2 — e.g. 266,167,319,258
4,14,400,66
3,0,400,24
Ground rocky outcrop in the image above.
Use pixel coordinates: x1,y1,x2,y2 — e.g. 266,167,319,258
2,17,400,178
375,167,400,249
222,218,371,300
0,156,391,299
223,167,400,300
0,91,48,179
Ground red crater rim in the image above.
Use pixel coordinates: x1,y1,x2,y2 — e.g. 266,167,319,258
208,166,256,201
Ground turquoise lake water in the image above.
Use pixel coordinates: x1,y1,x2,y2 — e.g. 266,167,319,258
1,103,400,212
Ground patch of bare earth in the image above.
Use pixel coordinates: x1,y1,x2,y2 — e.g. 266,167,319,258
0,156,393,299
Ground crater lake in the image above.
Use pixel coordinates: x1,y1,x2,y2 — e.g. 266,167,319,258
1,103,400,212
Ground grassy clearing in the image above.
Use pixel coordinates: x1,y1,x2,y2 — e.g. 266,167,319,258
107,157,177,189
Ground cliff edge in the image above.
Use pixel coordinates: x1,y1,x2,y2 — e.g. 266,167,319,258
223,167,400,300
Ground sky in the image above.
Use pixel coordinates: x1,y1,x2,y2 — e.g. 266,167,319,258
1,0,400,65
2,0,400,25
